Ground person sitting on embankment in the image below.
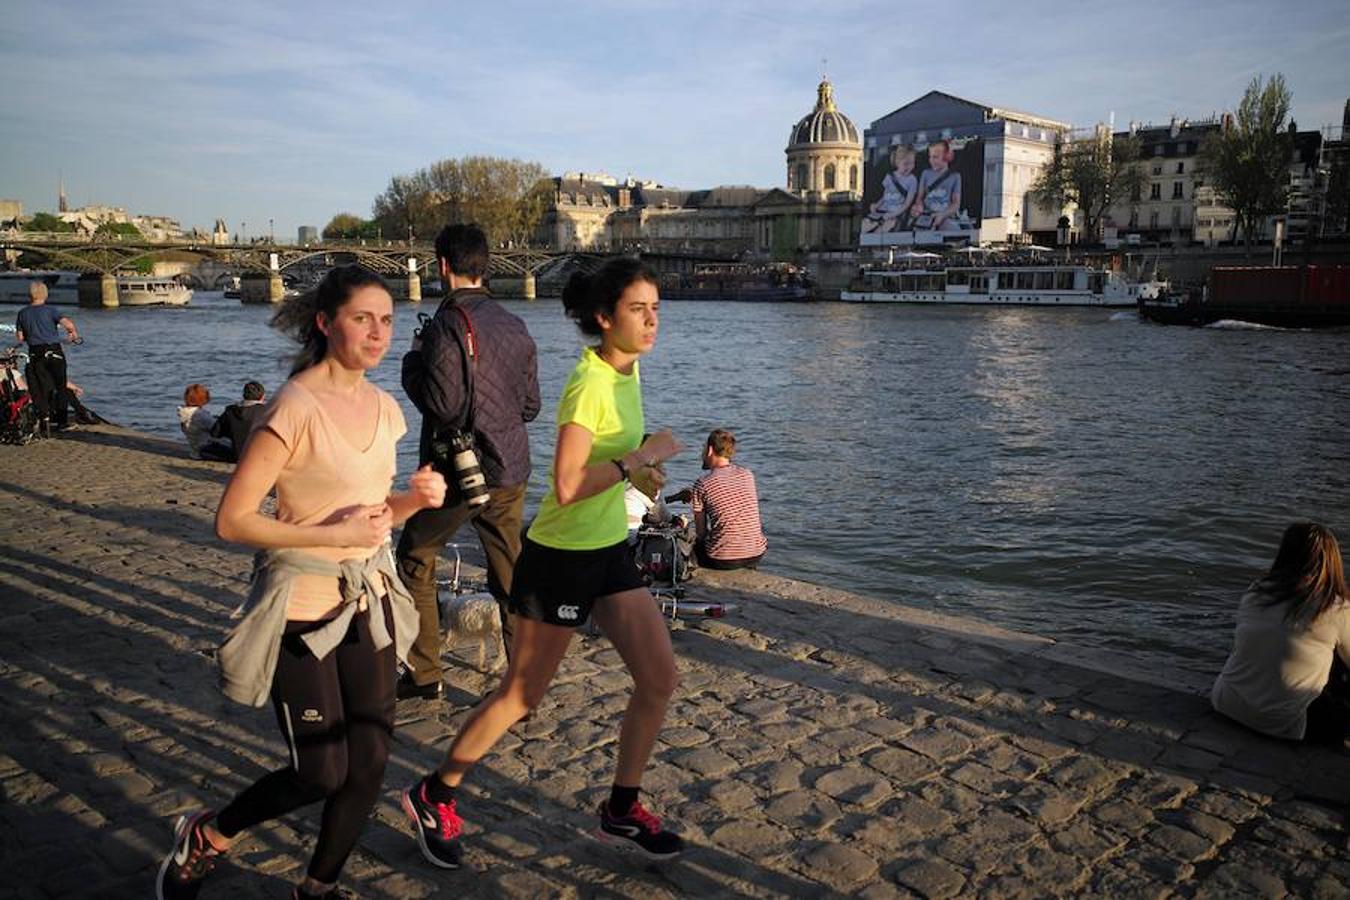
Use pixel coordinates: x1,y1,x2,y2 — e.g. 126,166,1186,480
1211,522,1350,745
177,383,232,461
209,380,267,462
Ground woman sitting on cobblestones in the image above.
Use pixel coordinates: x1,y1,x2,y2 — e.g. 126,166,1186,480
156,266,446,900
1211,522,1350,745
403,257,688,867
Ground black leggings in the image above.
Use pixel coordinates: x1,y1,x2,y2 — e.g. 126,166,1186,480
215,600,396,883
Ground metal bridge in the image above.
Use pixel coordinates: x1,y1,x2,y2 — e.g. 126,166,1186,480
0,232,736,305
0,233,581,278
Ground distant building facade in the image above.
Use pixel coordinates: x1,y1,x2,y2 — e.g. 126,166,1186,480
1107,116,1336,246
859,91,1070,247
1323,102,1350,237
298,225,318,245
1105,117,1221,245
53,204,183,240
536,79,867,260
0,199,22,228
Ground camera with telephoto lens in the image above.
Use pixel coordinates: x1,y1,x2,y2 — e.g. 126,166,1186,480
431,428,490,508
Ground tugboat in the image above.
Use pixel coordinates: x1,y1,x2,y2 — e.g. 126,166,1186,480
1138,265,1350,329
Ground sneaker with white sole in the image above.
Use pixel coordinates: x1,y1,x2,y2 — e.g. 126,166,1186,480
595,801,684,860
156,810,221,900
401,782,463,869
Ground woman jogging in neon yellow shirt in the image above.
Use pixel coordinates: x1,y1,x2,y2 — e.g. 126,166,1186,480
403,256,687,866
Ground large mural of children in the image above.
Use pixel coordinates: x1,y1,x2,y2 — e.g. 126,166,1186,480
861,145,917,234
860,136,982,245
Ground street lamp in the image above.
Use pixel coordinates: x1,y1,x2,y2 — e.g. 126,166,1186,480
241,221,247,245
269,218,274,244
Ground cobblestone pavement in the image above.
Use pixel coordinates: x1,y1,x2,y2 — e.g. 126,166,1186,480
1,426,1347,899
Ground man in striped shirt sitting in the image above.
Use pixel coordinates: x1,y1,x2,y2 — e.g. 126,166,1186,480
672,429,767,570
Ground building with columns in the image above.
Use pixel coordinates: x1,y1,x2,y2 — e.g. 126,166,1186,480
785,79,863,195
750,78,865,259
534,78,866,260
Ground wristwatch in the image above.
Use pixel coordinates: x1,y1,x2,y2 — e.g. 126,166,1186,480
612,458,629,481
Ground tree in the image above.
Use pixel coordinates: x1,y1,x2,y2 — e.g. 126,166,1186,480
1198,74,1293,255
1031,128,1145,243
372,171,439,242
373,156,551,247
23,212,76,233
322,213,378,240
95,221,142,238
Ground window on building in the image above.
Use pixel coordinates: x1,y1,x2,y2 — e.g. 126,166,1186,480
1172,182,1184,199
1176,161,1185,174
1131,185,1141,202
824,164,836,190
1172,207,1182,226
1150,183,1161,200
796,164,808,191
849,165,858,191
1152,165,1162,175
1129,209,1139,228
1149,211,1159,229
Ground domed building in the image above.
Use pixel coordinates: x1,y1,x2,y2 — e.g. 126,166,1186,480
747,78,864,272
786,78,863,195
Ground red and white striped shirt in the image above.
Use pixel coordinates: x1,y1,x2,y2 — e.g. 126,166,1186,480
690,464,767,560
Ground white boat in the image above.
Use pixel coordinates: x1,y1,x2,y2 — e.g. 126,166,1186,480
0,271,191,307
840,262,1167,307
0,270,81,306
117,277,192,307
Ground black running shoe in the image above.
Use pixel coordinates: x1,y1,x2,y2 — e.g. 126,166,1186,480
156,810,220,900
595,801,684,860
401,782,463,869
396,671,442,701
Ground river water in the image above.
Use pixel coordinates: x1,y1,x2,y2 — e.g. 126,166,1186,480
50,291,1350,677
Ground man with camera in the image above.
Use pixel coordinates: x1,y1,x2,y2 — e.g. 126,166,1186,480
397,224,540,700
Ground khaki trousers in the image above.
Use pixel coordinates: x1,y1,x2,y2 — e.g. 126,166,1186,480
394,482,526,687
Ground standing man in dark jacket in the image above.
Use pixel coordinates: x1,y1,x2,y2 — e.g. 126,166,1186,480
396,223,540,700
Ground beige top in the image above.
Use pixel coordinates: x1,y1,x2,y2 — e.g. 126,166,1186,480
1211,583,1350,740
260,380,406,620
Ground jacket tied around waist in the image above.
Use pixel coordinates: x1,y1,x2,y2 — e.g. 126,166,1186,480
218,545,418,707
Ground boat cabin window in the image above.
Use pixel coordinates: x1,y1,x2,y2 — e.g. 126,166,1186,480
1054,271,1074,290
947,270,969,287
970,274,988,294
997,272,1015,290
1034,271,1054,290
1088,274,1104,294
1015,271,1034,290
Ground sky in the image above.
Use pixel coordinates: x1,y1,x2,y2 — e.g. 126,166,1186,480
3,0,1347,240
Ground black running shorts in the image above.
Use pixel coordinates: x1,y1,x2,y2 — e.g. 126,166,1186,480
509,536,646,627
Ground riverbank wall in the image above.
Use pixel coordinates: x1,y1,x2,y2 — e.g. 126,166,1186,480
1,425,1346,897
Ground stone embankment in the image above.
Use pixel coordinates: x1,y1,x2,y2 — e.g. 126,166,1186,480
0,425,1346,898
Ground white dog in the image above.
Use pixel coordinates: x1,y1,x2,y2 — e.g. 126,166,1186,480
438,590,506,673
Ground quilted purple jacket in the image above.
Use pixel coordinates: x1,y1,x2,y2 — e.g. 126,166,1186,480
402,288,540,489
